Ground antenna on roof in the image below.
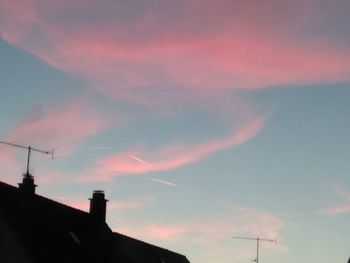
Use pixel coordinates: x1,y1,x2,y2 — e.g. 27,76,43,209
232,235,276,263
0,141,54,175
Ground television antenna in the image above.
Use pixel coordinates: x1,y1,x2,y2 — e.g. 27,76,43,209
232,235,276,263
0,141,54,175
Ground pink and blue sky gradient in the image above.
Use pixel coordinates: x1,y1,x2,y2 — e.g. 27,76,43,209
1,1,350,262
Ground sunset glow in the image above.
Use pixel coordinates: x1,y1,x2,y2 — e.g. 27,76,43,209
1,1,350,262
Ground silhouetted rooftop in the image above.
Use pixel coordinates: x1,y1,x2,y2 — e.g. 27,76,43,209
0,180,190,263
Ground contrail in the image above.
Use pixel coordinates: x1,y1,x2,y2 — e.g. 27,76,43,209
129,155,177,187
146,177,177,187
129,155,148,165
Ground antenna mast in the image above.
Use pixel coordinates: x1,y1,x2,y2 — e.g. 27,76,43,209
232,235,276,263
0,141,54,175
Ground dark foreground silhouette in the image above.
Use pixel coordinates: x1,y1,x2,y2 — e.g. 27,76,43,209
0,173,190,263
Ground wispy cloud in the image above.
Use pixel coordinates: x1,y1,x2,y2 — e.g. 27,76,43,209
2,0,347,180
81,116,265,181
143,208,282,242
130,155,148,165
146,177,177,187
5,100,110,156
322,204,350,216
116,206,285,263
0,100,110,184
320,185,350,216
0,146,23,184
56,196,152,212
1,1,349,107
333,185,350,201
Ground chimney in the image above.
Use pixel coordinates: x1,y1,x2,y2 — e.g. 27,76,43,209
89,190,108,222
18,173,37,195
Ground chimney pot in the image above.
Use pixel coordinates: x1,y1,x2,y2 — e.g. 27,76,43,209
89,190,108,222
18,173,37,195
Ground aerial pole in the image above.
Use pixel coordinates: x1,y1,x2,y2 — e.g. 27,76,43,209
27,146,31,175
232,235,276,263
0,141,54,175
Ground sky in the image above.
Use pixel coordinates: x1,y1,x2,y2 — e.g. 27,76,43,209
0,0,350,262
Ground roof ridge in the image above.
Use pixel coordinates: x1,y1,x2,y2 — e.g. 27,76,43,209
0,180,190,262
0,180,87,215
113,231,188,258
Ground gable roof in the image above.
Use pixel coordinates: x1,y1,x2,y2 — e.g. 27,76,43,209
0,180,190,263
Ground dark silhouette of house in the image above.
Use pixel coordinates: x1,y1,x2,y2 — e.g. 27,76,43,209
0,173,190,263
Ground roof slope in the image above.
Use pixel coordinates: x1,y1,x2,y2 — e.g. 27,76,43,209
112,232,190,263
0,181,190,263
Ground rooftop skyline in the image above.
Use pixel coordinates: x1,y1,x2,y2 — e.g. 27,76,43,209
1,1,350,262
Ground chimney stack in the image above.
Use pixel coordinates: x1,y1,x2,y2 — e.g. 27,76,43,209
89,190,108,222
18,173,37,195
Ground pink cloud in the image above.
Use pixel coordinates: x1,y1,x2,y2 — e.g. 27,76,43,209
333,185,350,201
108,197,153,211
114,206,284,262
123,208,282,242
82,116,265,181
321,185,350,216
2,1,346,174
145,207,283,243
34,170,65,185
5,101,109,156
0,147,23,185
233,206,283,239
322,204,350,216
1,1,349,106
0,100,110,185
55,196,151,212
147,225,189,240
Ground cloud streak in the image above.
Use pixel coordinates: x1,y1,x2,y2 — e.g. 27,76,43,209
146,177,177,187
1,0,350,106
82,116,265,181
0,100,110,184
2,0,347,177
321,185,350,216
116,206,284,263
5,101,109,156
2,1,349,187
144,207,282,242
56,196,152,213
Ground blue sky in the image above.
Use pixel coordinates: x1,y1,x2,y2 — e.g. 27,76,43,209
1,1,350,262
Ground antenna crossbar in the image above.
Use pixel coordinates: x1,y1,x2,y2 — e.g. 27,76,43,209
232,235,275,242
232,235,276,263
0,141,54,175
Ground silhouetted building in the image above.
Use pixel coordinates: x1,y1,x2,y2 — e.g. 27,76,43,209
0,173,190,263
